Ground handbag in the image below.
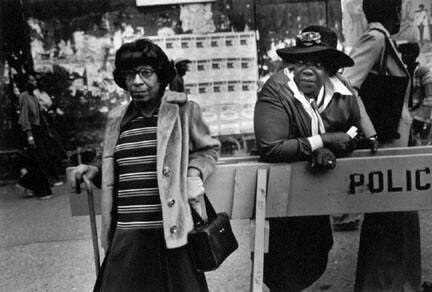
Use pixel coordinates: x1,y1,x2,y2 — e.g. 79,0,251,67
187,194,239,272
358,28,409,143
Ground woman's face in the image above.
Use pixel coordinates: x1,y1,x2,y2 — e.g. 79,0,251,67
292,56,328,99
123,65,161,105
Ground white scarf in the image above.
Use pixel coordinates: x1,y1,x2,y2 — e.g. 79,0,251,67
284,68,326,135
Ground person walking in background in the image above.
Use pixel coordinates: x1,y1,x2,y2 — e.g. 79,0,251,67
169,57,191,92
414,4,430,45
398,42,432,146
254,25,361,291
72,39,219,291
33,75,65,186
342,0,421,291
17,74,53,200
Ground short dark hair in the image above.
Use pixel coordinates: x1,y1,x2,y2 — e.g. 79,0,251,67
363,0,401,23
113,39,176,90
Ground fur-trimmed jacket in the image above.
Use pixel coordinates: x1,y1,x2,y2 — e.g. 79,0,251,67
101,90,220,250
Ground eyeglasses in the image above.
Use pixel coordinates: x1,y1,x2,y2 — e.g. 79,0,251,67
121,67,155,81
295,59,324,70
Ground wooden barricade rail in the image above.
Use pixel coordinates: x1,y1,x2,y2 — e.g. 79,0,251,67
69,146,432,291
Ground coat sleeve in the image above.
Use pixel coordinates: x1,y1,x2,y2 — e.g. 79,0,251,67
187,101,220,181
254,78,313,163
337,73,377,138
342,32,384,90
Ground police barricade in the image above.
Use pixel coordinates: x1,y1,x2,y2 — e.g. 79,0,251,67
69,146,432,291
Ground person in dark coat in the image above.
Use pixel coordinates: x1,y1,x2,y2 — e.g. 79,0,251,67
254,25,362,291
17,74,53,200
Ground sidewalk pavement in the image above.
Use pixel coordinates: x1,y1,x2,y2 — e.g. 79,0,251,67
0,183,252,292
1,182,432,292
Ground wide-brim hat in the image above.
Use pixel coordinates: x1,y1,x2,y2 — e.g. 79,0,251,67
276,26,354,69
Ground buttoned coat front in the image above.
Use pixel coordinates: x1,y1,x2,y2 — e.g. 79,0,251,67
100,91,219,251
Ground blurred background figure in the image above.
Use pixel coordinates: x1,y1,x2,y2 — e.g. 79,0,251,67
414,4,430,45
17,74,53,200
33,74,65,186
398,42,432,146
169,57,191,92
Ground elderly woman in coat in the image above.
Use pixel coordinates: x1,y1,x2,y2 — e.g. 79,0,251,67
73,39,219,292
254,25,364,291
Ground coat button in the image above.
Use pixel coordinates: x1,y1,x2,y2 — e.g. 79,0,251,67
162,166,171,177
167,198,175,207
170,225,177,234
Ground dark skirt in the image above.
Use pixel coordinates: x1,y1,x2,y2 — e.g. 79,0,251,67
18,126,52,197
264,215,333,291
355,212,421,292
94,228,208,292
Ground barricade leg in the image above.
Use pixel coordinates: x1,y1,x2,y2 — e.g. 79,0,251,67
251,168,268,292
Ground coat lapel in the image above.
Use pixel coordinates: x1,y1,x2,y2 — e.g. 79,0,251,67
157,100,179,172
103,104,129,158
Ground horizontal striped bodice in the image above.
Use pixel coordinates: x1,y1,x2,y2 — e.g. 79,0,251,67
114,112,163,230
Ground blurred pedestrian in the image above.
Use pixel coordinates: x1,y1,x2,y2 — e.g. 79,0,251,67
169,57,191,92
342,0,421,291
34,76,64,186
17,74,53,200
398,42,432,146
72,39,219,291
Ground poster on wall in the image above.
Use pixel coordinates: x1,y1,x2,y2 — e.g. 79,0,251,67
31,30,258,138
341,0,432,69
149,32,258,137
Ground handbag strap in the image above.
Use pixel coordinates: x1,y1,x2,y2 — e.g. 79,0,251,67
190,194,218,227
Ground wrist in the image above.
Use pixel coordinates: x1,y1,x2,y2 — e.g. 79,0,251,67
27,136,34,141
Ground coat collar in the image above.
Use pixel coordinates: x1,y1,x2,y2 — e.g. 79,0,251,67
283,68,326,134
119,90,187,129
317,76,352,112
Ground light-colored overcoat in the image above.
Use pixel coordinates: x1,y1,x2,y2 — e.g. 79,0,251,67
100,91,220,250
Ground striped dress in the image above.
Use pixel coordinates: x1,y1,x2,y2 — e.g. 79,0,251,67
114,111,163,230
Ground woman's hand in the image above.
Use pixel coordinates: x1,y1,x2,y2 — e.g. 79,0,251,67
187,176,208,222
310,148,337,171
321,132,354,154
69,164,99,188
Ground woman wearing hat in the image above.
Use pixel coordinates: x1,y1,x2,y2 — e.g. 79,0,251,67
254,26,363,291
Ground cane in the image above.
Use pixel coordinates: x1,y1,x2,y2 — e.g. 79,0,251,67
76,174,100,275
